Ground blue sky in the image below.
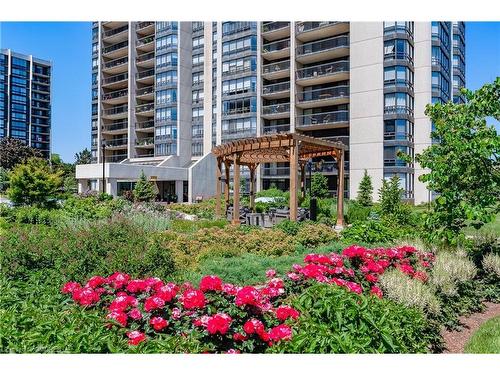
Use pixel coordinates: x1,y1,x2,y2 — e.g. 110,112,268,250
1,21,499,163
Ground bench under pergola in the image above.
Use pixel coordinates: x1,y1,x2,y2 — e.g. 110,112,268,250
212,133,347,227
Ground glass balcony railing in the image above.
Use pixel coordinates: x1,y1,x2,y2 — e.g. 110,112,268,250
103,105,128,116
384,132,413,142
105,138,128,147
262,22,290,33
296,35,349,56
384,158,410,167
296,85,349,103
296,60,349,80
262,60,290,75
383,23,413,38
262,39,290,53
296,21,340,34
222,107,253,116
136,137,154,146
103,121,128,132
136,35,154,47
102,89,128,101
136,69,154,79
136,103,154,113
262,124,290,134
102,73,128,85
383,79,414,90
103,40,128,54
262,82,290,95
384,51,413,63
262,103,290,115
136,120,155,129
136,22,154,31
103,56,128,69
136,86,154,96
102,24,128,38
296,110,349,126
106,154,128,162
136,52,155,63
383,105,414,116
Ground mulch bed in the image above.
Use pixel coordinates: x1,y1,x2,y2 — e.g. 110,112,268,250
442,302,500,353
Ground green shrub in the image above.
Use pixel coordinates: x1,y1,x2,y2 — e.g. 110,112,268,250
346,201,373,223
429,250,477,297
275,219,301,236
133,171,157,202
61,194,128,220
294,222,338,248
341,219,396,244
270,284,440,353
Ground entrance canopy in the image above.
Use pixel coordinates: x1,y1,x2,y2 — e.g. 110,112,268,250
212,133,347,226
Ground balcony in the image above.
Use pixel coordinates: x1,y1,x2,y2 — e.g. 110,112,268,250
296,35,349,64
295,110,349,130
135,21,155,35
136,52,155,68
262,39,290,61
262,60,290,80
384,158,411,168
102,105,128,120
102,24,128,44
261,22,290,41
102,40,128,59
101,88,128,104
296,60,349,86
136,35,155,52
102,121,128,134
261,103,290,119
262,82,290,99
102,73,128,89
295,22,349,42
105,137,128,149
136,120,155,131
135,103,154,116
323,135,349,147
384,105,414,117
136,86,154,100
106,153,128,163
383,79,414,91
384,132,413,142
103,56,128,74
384,51,413,65
135,137,154,147
262,166,290,177
262,124,290,134
135,69,154,84
296,85,349,109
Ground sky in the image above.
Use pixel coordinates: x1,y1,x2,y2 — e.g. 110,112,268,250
1,21,499,163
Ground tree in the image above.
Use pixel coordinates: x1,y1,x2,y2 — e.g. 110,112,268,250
63,176,78,194
357,169,373,206
75,148,93,165
0,137,42,170
50,153,75,179
311,172,329,198
133,171,157,202
416,79,500,243
379,175,403,216
7,157,63,207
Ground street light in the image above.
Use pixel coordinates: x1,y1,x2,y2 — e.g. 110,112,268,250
307,159,317,221
101,140,106,194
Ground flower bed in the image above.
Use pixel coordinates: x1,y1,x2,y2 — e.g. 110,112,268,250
62,245,435,353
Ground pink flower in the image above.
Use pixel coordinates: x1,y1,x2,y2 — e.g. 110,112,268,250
235,286,260,307
107,272,130,289
61,281,81,294
171,307,182,320
206,313,232,335
370,286,383,299
106,311,127,326
243,318,265,336
150,316,169,331
398,263,415,276
265,269,277,278
413,271,428,282
292,264,303,272
182,289,206,310
128,308,143,320
365,273,379,283
127,330,146,346
85,276,107,289
199,275,223,292
222,283,238,295
287,272,301,281
155,283,178,302
109,295,136,312
233,333,247,341
342,245,368,259
275,305,300,321
72,287,100,306
300,264,327,279
144,296,166,312
226,349,240,354
269,324,292,342
126,279,148,293
346,281,363,294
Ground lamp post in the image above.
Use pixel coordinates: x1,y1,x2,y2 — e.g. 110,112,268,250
307,159,317,221
101,140,106,194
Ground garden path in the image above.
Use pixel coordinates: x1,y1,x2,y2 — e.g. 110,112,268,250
442,302,500,353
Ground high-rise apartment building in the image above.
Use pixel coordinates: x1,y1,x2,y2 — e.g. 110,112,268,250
76,21,465,204
0,49,52,158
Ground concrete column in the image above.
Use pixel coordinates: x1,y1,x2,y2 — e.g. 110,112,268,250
77,179,88,194
106,178,118,197
175,180,184,202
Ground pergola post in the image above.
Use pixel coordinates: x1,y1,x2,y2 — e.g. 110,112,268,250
232,154,241,225
215,157,222,218
289,141,299,222
224,160,231,212
249,163,257,212
336,149,345,227
300,162,306,199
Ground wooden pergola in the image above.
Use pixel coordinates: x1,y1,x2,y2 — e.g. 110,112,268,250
212,133,347,226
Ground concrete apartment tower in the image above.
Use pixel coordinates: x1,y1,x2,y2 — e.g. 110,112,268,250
0,49,52,158
77,21,465,204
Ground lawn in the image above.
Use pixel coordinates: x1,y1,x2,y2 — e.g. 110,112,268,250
464,316,500,354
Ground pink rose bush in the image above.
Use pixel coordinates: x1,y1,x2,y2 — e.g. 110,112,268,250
62,245,434,353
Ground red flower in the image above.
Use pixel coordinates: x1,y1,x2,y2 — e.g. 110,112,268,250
72,287,100,306
235,286,260,307
85,276,107,289
413,271,428,282
128,308,142,320
398,263,415,276
144,296,166,312
199,275,223,292
233,333,247,341
61,281,81,294
304,253,333,265
127,330,146,345
342,245,368,259
275,305,300,321
243,318,265,336
206,313,232,335
222,283,238,295
421,261,431,268
370,286,383,298
106,311,127,326
126,279,148,293
107,272,130,289
300,264,327,279
109,295,136,312
365,273,379,283
287,272,301,281
150,316,169,331
265,269,277,278
226,349,240,354
155,283,178,302
346,281,363,294
269,324,292,342
182,289,206,310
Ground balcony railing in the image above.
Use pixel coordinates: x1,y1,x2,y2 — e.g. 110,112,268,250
383,24,413,38
222,107,254,116
103,56,128,69
383,79,414,90
384,158,410,167
136,137,154,146
262,60,290,75
103,121,128,132
106,154,128,162
103,40,128,54
262,124,290,134
106,138,128,147
431,57,449,73
262,103,290,115
262,39,290,53
262,166,290,176
136,52,155,63
296,35,349,56
102,73,128,85
384,132,414,142
262,22,290,33
296,110,349,126
384,105,414,116
262,82,290,95
222,65,252,77
296,60,349,80
102,89,128,101
136,69,154,79
102,24,128,38
136,22,154,31
296,85,349,103
296,21,339,33
136,103,154,113
103,105,128,116
136,35,154,47
136,86,154,96
384,52,413,63
136,120,155,129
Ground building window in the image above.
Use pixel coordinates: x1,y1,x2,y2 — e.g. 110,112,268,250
156,70,177,86
383,66,413,87
222,36,257,55
156,53,178,68
156,89,177,105
222,76,256,95
384,39,413,62
156,22,178,32
192,36,204,49
156,34,178,51
192,53,205,65
156,107,177,121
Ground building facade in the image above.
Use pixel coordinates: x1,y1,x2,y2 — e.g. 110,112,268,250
77,21,465,204
0,49,52,158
